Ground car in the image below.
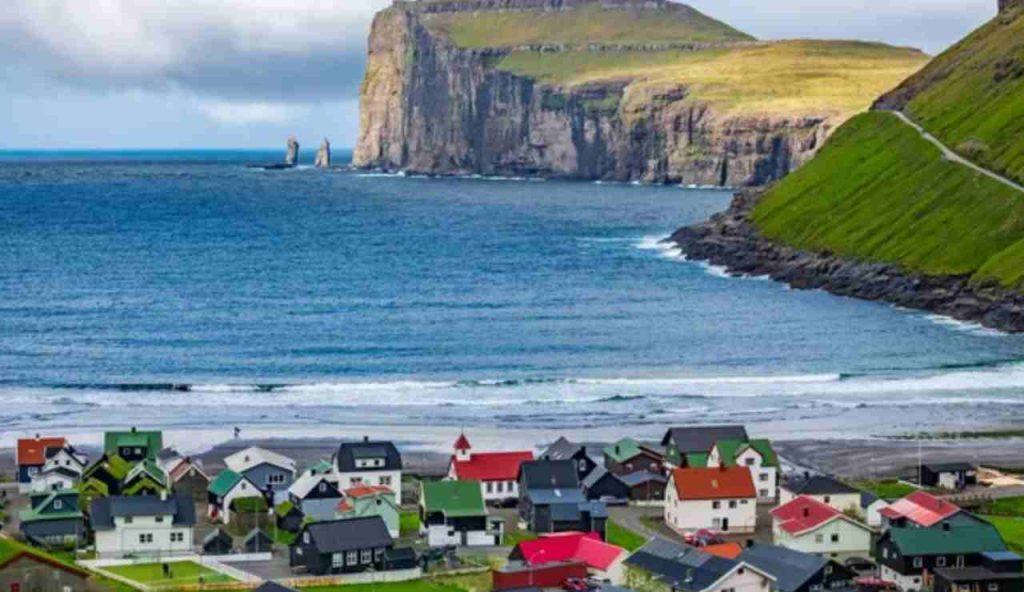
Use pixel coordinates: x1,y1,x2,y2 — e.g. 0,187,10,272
684,528,725,546
563,577,591,591
845,556,876,574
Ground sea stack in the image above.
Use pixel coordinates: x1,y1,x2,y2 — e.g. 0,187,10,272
285,136,300,166
315,138,331,169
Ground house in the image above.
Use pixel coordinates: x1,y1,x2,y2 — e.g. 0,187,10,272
288,472,343,521
664,466,757,534
335,485,401,538
289,516,407,575
603,438,664,476
243,528,274,553
16,436,67,493
510,532,629,584
158,450,210,502
661,425,748,468
619,471,667,503
224,446,297,502
208,469,263,524
541,437,597,481
706,439,778,502
420,480,502,546
861,491,890,528
0,543,94,592
582,466,630,503
122,459,171,496
877,513,1009,590
104,428,163,462
771,495,873,561
90,493,196,559
922,463,978,492
333,438,403,492
30,444,87,493
79,454,133,508
448,433,534,505
19,489,85,546
780,474,861,514
625,537,776,592
739,543,858,592
518,460,607,536
202,528,234,555
276,500,306,533
933,551,1024,592
880,491,963,529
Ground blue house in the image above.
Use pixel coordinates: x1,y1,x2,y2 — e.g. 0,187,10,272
224,446,296,503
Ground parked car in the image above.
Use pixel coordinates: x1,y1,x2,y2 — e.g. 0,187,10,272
845,556,876,575
563,577,590,591
684,528,725,547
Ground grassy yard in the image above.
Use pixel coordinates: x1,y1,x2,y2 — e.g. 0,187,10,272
983,515,1024,553
104,561,235,586
607,518,648,551
503,529,537,547
981,497,1024,516
399,510,421,537
854,480,920,501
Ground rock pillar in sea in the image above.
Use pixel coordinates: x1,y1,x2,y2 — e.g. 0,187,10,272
315,138,331,169
285,136,300,166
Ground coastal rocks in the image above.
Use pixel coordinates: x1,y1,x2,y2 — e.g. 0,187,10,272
669,191,1024,332
315,138,331,169
285,136,300,166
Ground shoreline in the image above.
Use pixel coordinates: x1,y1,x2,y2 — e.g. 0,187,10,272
668,190,1024,333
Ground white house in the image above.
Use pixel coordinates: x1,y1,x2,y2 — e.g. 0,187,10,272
861,492,890,528
780,474,862,514
30,467,79,493
665,466,757,534
288,472,343,522
706,439,778,502
771,495,873,561
447,433,534,504
90,493,196,559
207,469,263,525
333,438,403,493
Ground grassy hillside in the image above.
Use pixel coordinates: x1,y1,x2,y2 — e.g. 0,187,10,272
881,6,1024,184
421,3,753,47
498,40,927,117
751,112,1024,289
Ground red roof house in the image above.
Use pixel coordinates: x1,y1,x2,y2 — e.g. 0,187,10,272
772,495,873,556
878,491,960,527
448,433,533,500
511,532,628,576
666,466,758,534
772,495,845,535
16,436,67,467
670,466,757,500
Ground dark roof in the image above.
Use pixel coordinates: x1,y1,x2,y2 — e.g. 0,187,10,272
302,517,392,553
784,475,859,496
335,440,402,473
244,528,273,544
739,544,828,592
861,491,880,508
934,567,1024,582
626,537,741,592
202,528,233,547
620,471,668,487
661,426,749,454
582,465,614,489
41,466,80,479
542,437,585,461
90,493,196,531
253,583,300,592
519,459,580,491
924,462,976,473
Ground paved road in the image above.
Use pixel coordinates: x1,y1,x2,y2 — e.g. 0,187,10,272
890,110,1024,194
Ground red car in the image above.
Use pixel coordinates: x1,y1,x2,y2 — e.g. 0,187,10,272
684,528,725,547
563,577,590,591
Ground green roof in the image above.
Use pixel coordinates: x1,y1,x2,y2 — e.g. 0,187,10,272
103,430,163,458
713,438,778,468
603,438,645,463
686,452,709,468
19,490,82,523
422,480,487,517
275,500,296,518
310,459,332,473
889,523,1007,556
748,439,778,467
209,469,244,497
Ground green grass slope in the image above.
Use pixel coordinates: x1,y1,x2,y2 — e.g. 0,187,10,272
752,112,1024,289
878,6,1024,184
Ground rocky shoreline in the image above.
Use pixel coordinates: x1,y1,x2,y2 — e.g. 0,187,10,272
668,191,1024,333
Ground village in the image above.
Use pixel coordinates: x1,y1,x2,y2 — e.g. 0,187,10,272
1,425,1023,592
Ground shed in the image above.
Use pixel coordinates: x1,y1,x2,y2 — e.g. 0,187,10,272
243,528,274,553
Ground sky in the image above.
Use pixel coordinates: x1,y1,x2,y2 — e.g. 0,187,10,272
0,0,997,150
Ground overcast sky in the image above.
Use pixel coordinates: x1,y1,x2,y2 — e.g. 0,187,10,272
0,0,996,150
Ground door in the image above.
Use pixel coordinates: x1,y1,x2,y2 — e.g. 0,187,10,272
722,518,730,532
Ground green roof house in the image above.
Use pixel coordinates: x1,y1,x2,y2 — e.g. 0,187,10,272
104,428,163,462
708,438,779,502
123,459,171,496
79,454,133,510
419,480,501,547
207,469,262,525
603,438,665,477
336,485,400,538
19,489,84,546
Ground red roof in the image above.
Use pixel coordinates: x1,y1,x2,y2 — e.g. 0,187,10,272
345,485,393,498
337,500,354,512
452,450,534,482
517,532,626,571
880,491,959,527
772,495,843,535
455,433,472,450
703,542,744,559
671,466,756,500
16,437,66,466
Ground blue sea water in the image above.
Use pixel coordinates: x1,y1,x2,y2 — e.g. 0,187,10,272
3,151,1024,449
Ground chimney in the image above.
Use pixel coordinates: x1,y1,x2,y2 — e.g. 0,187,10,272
804,471,810,480
745,539,754,548
363,435,369,443
131,426,137,433
803,507,810,518
34,433,40,441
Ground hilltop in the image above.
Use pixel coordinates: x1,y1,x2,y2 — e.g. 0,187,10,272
354,0,926,185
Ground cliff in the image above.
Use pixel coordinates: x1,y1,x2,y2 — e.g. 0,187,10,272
354,0,926,185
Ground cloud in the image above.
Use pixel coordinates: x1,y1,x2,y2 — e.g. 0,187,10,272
195,99,307,126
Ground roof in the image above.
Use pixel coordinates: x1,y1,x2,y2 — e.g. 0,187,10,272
19,490,82,523
662,426,749,454
453,450,534,481
887,521,1007,556
626,537,769,592
243,528,272,544
715,439,778,468
202,528,233,546
771,496,864,536
670,467,756,500
542,437,584,461
516,532,626,571
880,491,960,527
38,466,80,479
686,452,710,468
0,537,90,578
125,459,168,486
739,544,830,592
17,437,67,466
422,480,487,517
703,543,744,560
603,438,651,463
169,458,209,482
288,472,339,500
861,491,881,508
934,567,1024,582
335,440,402,473
783,475,859,496
528,488,587,506
924,462,976,473
619,471,667,487
225,446,296,474
454,433,472,450
209,469,248,497
90,494,196,530
104,429,162,456
520,459,580,491
302,516,392,552
582,465,614,490
345,485,394,498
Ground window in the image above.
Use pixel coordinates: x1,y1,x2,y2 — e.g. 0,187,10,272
497,481,504,493
746,458,755,466
268,474,286,485
361,549,372,563
729,501,737,509
825,565,833,575
351,477,363,485
375,548,384,560
124,516,134,524
760,474,770,482
486,482,494,494
760,489,769,497
319,482,327,492
712,518,722,529
936,557,947,567
304,532,311,544
989,585,999,592
883,549,889,559
831,534,839,543
380,475,392,486
346,551,358,565
332,553,344,568
138,533,153,544
824,496,831,504
815,534,824,543
712,501,721,509
913,558,923,568
53,500,62,510
579,459,587,471
171,532,184,543
155,516,164,523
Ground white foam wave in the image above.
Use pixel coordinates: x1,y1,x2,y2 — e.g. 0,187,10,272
925,315,1006,338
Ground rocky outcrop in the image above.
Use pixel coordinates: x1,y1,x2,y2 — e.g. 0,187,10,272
1000,0,1023,13
353,3,831,186
285,136,300,166
669,191,1024,332
315,138,331,168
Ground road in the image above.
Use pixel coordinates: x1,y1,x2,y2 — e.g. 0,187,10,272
889,110,1024,194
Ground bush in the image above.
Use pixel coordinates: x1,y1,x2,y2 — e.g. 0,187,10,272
231,496,268,513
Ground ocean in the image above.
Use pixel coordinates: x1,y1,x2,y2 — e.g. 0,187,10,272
3,151,1024,453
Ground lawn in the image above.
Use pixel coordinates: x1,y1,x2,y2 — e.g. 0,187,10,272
399,510,421,537
104,561,235,586
503,529,537,547
607,519,647,551
854,480,920,501
981,497,1024,516
983,515,1024,553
